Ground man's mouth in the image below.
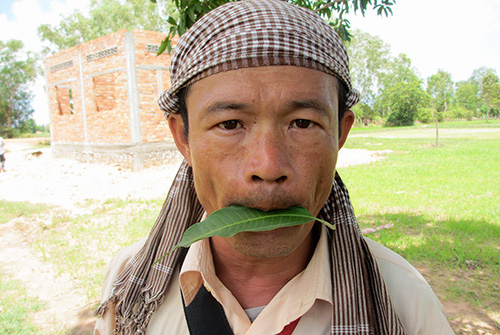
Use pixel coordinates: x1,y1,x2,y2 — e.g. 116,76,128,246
221,189,307,213
224,202,304,213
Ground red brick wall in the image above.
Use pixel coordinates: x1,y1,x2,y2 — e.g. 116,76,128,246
83,30,130,143
46,45,84,143
45,29,174,146
134,29,172,142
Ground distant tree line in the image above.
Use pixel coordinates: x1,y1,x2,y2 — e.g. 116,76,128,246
347,30,500,126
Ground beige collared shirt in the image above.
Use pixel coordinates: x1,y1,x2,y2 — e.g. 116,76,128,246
178,224,333,335
95,225,454,335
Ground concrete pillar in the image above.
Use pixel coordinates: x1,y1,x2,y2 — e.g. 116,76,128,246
77,48,90,151
125,31,144,170
42,64,54,148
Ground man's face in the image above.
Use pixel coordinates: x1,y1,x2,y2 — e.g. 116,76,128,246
169,66,354,258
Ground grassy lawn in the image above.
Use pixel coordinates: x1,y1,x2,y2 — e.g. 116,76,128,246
0,200,50,224
0,272,44,335
19,198,164,302
1,120,499,333
339,120,500,331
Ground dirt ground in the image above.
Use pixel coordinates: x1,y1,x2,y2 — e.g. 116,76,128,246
0,138,498,334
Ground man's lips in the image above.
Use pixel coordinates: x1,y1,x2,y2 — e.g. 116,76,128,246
224,202,304,212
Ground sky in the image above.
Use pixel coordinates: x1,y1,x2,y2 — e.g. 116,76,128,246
1,0,499,125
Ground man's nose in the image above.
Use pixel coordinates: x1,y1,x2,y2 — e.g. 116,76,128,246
244,131,292,185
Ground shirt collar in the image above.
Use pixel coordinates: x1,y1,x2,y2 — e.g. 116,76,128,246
180,224,332,308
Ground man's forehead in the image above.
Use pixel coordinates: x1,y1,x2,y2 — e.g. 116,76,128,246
184,66,340,122
189,66,340,88
187,66,340,103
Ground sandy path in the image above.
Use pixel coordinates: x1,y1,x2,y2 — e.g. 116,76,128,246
0,225,90,333
0,138,388,333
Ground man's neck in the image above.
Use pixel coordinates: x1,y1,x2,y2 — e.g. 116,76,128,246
210,229,318,309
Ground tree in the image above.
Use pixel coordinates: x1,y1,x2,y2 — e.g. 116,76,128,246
480,72,500,122
0,40,38,134
427,70,453,119
156,0,397,54
346,29,391,107
375,53,425,123
383,80,430,126
38,0,176,53
468,67,497,116
352,103,377,125
380,53,420,88
470,67,494,89
19,118,37,134
455,80,478,113
426,70,453,147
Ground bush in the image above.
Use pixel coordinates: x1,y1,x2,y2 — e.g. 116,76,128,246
448,106,474,120
418,107,436,124
353,103,377,126
11,128,21,138
385,109,416,127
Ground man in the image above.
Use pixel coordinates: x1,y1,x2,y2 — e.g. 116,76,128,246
0,136,5,172
95,1,454,334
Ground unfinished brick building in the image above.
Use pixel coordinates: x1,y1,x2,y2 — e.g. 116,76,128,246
44,29,179,170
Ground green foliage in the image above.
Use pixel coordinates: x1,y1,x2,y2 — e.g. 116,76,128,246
427,69,454,116
157,0,236,54
417,107,436,124
38,0,176,53
375,54,426,123
161,206,331,258
470,67,495,88
447,105,474,120
470,67,498,116
0,40,38,130
480,72,500,120
450,67,499,120
352,103,378,125
17,118,37,134
157,0,396,54
346,29,391,106
383,80,430,126
455,80,478,112
380,53,420,88
0,273,44,334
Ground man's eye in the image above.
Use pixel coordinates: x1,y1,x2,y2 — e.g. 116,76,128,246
291,119,313,129
218,120,243,130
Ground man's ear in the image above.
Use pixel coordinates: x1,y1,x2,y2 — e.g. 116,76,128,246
168,113,192,166
338,110,355,150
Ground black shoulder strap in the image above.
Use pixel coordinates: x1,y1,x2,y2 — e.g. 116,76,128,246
181,285,234,335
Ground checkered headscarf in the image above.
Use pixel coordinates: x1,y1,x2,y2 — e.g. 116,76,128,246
158,0,360,117
96,1,407,334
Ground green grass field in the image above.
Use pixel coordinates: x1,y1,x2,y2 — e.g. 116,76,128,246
0,272,44,335
1,120,499,333
340,121,499,322
0,200,49,224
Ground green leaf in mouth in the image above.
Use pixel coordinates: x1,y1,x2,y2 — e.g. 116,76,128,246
153,205,333,265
